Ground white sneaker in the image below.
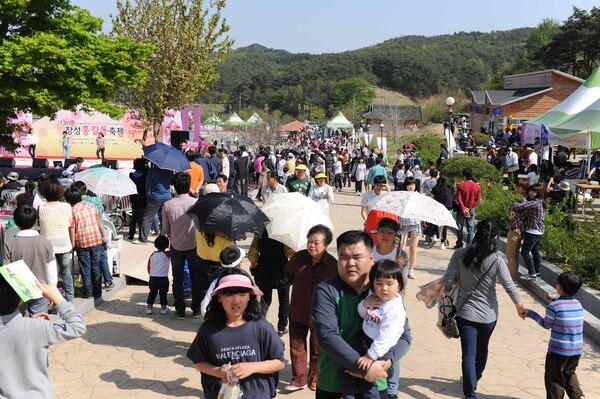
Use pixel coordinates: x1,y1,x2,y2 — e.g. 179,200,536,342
440,243,446,250
408,270,416,279
146,306,153,314
160,307,171,315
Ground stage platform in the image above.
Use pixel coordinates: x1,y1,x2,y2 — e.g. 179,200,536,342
0,166,63,180
0,158,135,181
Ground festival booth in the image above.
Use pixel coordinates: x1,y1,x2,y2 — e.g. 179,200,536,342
278,120,306,135
522,68,600,143
223,112,246,127
246,112,264,124
521,68,600,173
326,111,355,140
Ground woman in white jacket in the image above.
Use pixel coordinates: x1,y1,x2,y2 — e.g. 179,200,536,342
308,172,334,216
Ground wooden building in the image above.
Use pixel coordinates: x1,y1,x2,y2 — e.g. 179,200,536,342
470,69,583,133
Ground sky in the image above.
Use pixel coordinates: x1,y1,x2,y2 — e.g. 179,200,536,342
71,0,598,54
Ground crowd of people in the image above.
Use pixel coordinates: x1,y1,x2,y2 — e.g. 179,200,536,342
0,128,588,399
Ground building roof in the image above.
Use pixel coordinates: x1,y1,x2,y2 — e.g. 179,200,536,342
503,69,585,84
361,104,422,121
471,87,551,106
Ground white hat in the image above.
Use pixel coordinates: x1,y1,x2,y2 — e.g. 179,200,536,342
203,183,219,195
558,181,571,192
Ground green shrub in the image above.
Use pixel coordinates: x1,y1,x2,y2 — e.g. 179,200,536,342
473,132,488,146
477,180,521,233
440,156,501,184
542,204,600,289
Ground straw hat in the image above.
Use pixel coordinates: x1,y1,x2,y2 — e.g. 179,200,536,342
558,181,571,192
295,164,307,170
314,172,327,180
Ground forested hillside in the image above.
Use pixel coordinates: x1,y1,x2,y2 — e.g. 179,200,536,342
205,28,531,118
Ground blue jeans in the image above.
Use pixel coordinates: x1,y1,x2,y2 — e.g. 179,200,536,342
27,297,49,315
386,338,412,395
140,198,166,242
99,244,113,284
456,210,476,246
521,232,543,276
56,252,74,302
76,244,103,298
457,317,497,399
170,246,201,315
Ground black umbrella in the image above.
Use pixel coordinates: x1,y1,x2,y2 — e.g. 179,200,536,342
186,192,268,241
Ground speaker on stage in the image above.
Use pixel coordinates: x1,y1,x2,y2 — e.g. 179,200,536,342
32,158,49,168
0,158,15,167
170,130,190,151
102,160,119,169
64,159,77,169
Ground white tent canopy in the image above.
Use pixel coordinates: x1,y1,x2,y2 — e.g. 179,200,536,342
225,112,245,125
247,112,263,124
205,114,222,124
527,68,600,127
326,111,353,129
327,111,355,140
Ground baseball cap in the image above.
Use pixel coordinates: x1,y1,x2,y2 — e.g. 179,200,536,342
287,153,294,158
370,218,400,235
6,172,19,181
211,274,263,296
219,245,246,268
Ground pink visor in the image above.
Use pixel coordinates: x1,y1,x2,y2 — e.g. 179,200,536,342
211,274,264,297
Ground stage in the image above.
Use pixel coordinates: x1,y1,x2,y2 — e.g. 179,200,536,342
0,166,63,180
0,157,134,181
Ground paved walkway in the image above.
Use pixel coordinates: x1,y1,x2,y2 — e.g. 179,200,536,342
50,189,600,398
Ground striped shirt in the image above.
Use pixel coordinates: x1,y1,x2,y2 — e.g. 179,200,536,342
527,296,584,356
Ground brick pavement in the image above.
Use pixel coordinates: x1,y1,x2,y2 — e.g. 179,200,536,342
50,189,600,398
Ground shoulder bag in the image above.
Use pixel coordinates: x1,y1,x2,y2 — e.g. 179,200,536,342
440,261,493,339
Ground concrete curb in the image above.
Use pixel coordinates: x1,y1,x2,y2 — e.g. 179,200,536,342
72,276,128,316
497,236,600,345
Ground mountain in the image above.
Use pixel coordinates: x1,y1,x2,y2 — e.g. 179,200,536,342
205,28,532,116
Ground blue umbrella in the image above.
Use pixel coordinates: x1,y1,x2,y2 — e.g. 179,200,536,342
142,142,190,172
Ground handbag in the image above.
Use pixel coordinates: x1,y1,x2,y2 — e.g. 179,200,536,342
440,295,460,338
440,263,493,339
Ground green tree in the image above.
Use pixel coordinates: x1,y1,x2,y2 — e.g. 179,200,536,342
113,0,233,141
535,7,600,77
0,0,148,150
332,77,375,121
525,18,561,58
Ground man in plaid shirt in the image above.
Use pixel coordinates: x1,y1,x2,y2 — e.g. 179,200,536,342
65,185,107,299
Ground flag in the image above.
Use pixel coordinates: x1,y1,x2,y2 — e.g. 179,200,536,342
541,124,549,142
